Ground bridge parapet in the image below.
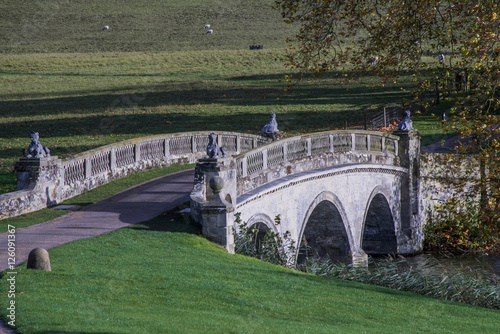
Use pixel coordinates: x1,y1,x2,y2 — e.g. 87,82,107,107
235,130,400,196
191,130,423,256
1,131,270,220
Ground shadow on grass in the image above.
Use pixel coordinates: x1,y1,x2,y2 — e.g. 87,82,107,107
0,109,374,163
129,204,201,235
0,76,409,118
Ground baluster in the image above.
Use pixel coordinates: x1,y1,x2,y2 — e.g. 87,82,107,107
134,144,140,162
85,158,91,179
242,158,248,177
164,139,169,158
110,148,116,170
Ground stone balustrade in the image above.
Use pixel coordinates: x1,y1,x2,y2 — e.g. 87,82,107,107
190,130,408,253
234,130,400,196
0,131,270,220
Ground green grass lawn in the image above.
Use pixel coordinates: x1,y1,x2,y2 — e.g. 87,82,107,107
0,1,474,333
0,1,450,195
2,215,499,334
0,49,431,194
0,0,297,53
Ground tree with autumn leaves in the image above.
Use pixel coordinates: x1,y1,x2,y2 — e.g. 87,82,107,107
276,0,500,253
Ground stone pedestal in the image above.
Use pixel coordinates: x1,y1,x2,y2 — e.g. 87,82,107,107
190,158,237,253
15,157,61,191
14,156,63,208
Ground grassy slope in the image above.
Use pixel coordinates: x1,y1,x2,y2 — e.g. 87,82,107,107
2,216,499,334
0,0,446,194
0,0,294,53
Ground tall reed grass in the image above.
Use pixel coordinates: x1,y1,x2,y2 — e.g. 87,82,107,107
299,256,500,310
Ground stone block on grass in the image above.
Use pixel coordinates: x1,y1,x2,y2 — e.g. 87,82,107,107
27,248,51,271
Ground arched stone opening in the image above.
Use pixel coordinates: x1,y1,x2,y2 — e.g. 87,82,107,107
238,213,278,254
248,222,270,251
298,200,350,264
362,194,397,255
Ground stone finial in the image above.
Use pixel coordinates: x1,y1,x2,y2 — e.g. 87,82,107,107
25,131,50,158
205,133,226,159
397,110,413,131
262,112,279,140
27,248,52,271
209,176,224,193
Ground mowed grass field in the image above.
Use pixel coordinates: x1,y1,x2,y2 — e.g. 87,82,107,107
0,1,489,333
0,0,295,53
2,215,500,334
0,0,446,194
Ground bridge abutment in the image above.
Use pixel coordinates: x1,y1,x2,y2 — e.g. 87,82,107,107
393,130,423,254
190,158,237,253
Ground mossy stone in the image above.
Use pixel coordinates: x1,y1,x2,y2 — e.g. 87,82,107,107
27,248,51,271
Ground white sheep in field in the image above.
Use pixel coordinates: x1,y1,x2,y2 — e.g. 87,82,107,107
102,26,109,31
367,56,379,65
206,29,213,34
204,24,210,30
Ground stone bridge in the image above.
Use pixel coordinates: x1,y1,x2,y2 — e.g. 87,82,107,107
190,129,422,265
0,131,271,220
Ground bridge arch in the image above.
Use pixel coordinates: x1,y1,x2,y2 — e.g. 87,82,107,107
245,213,278,234
297,191,354,264
192,129,423,260
243,213,279,251
361,186,397,255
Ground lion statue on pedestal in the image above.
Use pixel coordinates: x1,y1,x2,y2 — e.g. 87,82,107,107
25,132,50,158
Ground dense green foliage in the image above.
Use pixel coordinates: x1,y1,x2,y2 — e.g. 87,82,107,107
234,213,296,267
424,193,500,253
2,215,499,333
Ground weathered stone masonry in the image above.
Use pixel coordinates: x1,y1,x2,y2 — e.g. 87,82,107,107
190,130,424,263
0,132,270,220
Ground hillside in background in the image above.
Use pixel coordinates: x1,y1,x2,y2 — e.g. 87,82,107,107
0,1,443,196
0,0,297,53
